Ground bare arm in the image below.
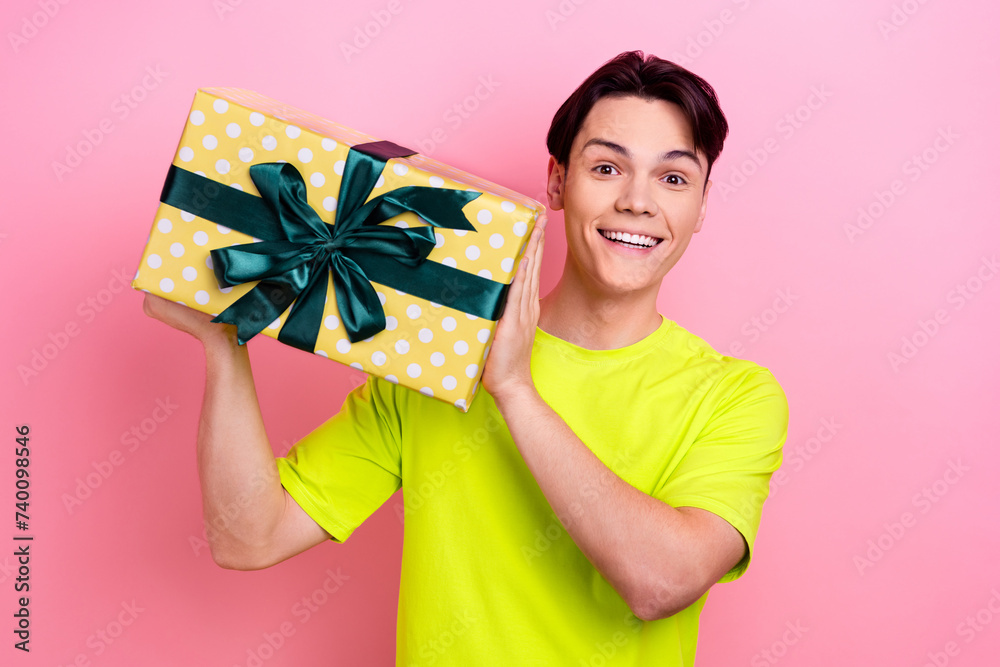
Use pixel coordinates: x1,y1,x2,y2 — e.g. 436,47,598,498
492,385,745,620
143,293,330,569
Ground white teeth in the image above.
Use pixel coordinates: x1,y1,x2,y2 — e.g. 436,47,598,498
601,230,659,248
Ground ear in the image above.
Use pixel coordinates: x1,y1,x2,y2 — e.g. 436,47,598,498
694,180,712,233
546,155,566,211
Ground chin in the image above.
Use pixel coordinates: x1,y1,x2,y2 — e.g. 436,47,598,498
592,268,663,296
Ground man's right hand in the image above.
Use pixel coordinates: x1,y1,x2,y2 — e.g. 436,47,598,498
142,292,234,344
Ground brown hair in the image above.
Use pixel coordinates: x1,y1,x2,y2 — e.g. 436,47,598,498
546,50,729,181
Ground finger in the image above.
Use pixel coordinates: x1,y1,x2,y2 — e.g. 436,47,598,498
520,238,540,322
519,226,544,321
519,252,534,322
509,221,544,321
535,210,548,232
504,247,529,324
142,293,157,318
530,228,544,301
523,221,543,261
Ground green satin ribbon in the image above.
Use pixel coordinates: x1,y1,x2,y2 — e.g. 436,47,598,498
159,140,510,349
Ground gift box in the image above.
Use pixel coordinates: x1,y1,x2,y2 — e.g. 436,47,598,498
132,88,543,411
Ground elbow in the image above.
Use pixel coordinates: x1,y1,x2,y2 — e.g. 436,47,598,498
628,587,694,623
626,571,711,622
627,591,677,623
208,539,274,571
203,510,285,571
629,596,686,623
209,547,252,571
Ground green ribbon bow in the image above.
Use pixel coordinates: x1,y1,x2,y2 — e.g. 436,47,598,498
159,140,510,349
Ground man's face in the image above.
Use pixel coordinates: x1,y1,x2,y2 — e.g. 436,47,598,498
546,94,711,297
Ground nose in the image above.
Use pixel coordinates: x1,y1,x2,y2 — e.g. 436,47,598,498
615,175,658,217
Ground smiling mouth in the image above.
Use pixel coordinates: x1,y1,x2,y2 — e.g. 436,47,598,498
599,229,663,249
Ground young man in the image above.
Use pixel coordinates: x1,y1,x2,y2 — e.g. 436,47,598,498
144,51,787,665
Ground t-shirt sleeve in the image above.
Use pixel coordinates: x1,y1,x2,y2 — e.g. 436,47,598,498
275,376,403,543
653,366,788,583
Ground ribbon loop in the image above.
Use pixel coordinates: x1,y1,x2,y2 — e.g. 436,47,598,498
249,162,331,244
212,241,320,287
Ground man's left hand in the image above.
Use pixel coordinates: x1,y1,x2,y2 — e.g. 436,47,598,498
481,211,547,401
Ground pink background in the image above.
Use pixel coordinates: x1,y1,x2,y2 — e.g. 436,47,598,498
4,0,998,664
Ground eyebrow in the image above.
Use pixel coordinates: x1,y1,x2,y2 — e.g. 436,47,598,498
582,138,703,174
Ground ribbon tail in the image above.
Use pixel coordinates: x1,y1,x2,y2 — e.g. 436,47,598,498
369,187,481,231
276,261,331,353
330,254,386,343
211,278,303,345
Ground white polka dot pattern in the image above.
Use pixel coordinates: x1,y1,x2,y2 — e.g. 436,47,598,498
131,88,542,412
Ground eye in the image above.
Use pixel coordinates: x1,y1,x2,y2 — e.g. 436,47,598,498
594,164,619,176
663,174,687,186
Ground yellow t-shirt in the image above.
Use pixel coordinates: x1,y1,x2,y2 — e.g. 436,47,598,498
276,316,788,666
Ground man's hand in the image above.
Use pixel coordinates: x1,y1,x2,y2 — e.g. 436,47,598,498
481,212,547,401
142,292,235,344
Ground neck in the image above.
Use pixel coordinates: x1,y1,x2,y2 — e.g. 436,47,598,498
537,262,664,351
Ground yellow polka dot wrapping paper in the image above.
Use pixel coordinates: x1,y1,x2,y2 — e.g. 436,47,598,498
131,88,543,411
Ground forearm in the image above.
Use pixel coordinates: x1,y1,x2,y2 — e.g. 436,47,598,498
196,327,286,567
493,385,710,620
